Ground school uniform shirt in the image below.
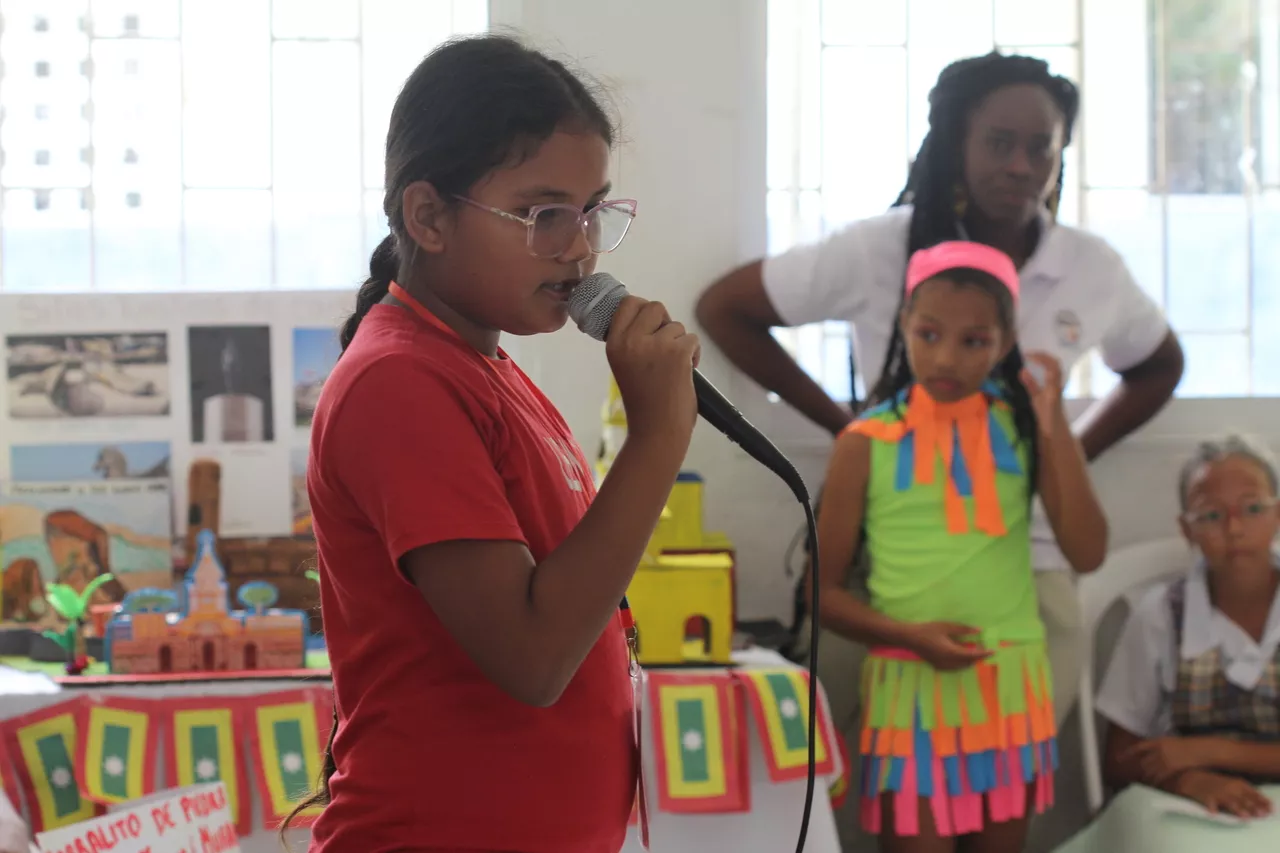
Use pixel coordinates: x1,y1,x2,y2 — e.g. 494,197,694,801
307,304,635,853
763,205,1170,571
1095,559,1280,738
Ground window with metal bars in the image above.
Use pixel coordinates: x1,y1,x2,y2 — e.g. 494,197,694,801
767,0,1279,398
0,0,487,293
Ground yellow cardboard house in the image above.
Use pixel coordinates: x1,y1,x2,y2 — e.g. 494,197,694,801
596,378,737,666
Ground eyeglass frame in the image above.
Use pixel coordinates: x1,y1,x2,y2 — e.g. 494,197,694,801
1181,497,1279,528
454,195,638,258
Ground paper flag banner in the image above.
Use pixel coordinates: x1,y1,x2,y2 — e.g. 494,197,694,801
74,695,159,804
737,668,836,782
157,698,252,836
240,688,331,829
648,673,748,813
0,698,102,832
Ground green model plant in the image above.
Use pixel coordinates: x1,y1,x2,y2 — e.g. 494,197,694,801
43,573,115,675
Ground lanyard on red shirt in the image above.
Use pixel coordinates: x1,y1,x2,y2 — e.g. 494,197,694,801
386,281,639,656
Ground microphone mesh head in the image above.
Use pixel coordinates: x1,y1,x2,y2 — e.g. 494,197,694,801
568,272,629,342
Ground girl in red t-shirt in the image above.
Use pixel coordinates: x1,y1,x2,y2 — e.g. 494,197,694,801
288,36,698,853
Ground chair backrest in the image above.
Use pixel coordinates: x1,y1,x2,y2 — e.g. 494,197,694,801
1077,537,1192,813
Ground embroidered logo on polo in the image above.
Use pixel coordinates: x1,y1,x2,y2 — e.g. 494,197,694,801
1054,310,1082,347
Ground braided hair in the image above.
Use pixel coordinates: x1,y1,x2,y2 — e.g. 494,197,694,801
865,53,1080,501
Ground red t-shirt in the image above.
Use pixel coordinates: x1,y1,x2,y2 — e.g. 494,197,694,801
307,304,635,853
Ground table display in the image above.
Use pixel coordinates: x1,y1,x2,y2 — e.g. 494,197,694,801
2,649,847,853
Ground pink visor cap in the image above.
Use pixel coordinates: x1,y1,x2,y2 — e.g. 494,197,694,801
905,241,1019,303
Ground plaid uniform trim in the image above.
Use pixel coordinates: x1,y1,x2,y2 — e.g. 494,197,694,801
1168,579,1280,741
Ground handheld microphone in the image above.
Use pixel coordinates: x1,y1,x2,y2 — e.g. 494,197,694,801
567,273,810,505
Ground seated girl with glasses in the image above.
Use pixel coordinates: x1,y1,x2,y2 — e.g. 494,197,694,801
1097,434,1280,819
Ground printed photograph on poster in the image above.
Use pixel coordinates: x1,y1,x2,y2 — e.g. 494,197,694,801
5,332,170,419
0,480,174,623
294,327,340,426
11,440,171,482
291,448,311,535
189,325,274,444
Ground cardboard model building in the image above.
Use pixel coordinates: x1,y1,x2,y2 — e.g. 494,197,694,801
594,377,737,666
104,529,306,674
183,458,321,634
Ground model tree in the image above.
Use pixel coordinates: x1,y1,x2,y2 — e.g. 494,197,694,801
43,573,115,675
237,581,279,616
121,588,180,614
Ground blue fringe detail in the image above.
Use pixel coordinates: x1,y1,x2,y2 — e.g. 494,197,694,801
887,756,905,791
989,410,1022,475
867,754,881,790
859,709,1060,798
915,720,934,797
895,433,915,492
860,399,896,418
944,756,963,796
951,431,973,495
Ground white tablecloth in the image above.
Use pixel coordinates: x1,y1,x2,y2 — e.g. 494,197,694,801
3,648,841,853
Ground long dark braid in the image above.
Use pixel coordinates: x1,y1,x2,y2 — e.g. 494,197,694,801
864,52,1079,499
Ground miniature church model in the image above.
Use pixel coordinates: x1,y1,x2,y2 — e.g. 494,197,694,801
104,530,306,674
596,378,737,666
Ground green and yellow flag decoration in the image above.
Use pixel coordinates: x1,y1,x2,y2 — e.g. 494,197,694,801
647,672,747,813
0,697,102,832
241,688,330,829
74,695,159,804
737,668,837,782
159,698,251,835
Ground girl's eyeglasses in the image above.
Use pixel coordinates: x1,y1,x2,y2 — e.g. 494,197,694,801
1182,499,1277,528
456,196,637,259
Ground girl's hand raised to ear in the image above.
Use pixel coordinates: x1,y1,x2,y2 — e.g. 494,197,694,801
1020,350,1066,439
605,296,701,449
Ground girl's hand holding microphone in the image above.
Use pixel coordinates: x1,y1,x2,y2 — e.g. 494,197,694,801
605,296,701,457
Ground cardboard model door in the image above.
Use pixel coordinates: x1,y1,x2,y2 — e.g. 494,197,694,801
202,394,265,443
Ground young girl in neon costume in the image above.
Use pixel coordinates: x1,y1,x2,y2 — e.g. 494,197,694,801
815,240,1108,852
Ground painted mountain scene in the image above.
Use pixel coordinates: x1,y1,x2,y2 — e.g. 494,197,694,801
0,485,173,623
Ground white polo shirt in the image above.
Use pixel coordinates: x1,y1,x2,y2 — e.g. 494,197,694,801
762,205,1171,571
1094,560,1280,738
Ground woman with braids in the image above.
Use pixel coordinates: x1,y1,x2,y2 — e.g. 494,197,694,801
696,50,1183,787
295,35,701,852
815,240,1108,850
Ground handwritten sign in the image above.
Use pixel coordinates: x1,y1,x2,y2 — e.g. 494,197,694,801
35,783,239,853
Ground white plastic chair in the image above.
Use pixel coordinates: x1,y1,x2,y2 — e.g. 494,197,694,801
1077,537,1194,813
